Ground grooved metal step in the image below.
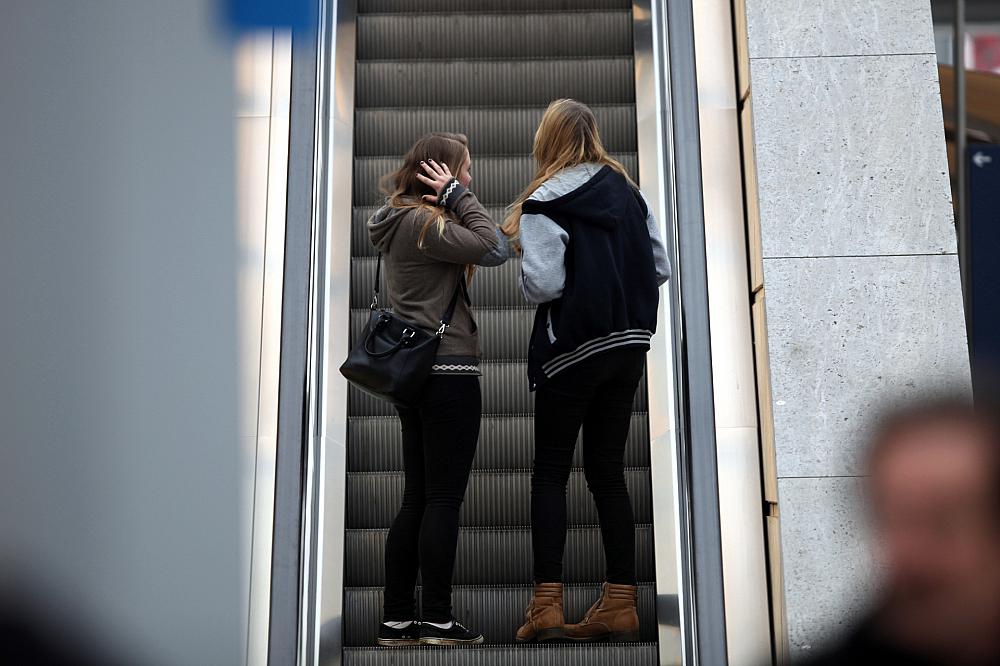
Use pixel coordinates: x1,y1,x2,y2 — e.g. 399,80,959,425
349,307,535,361
346,468,653,529
360,0,632,13
348,361,649,417
356,58,635,108
354,154,638,205
353,106,637,157
347,414,651,472
344,2,671,661
345,525,655,586
344,643,660,666
353,205,511,257
343,583,662,646
357,12,631,60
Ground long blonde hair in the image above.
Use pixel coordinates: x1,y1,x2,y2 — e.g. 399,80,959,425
380,132,476,281
502,99,636,245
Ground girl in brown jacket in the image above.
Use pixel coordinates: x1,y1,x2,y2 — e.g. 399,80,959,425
367,133,507,646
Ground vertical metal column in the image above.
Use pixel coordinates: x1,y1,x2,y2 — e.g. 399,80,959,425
660,0,730,664
954,0,971,335
269,14,320,666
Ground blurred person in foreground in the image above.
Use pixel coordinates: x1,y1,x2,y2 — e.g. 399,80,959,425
802,397,1000,666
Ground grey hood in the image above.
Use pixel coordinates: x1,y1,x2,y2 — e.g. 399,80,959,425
367,203,413,253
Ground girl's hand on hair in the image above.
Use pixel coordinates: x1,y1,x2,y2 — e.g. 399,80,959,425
415,159,454,203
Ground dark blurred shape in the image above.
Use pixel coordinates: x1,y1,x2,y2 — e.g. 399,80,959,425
0,607,116,666
227,0,316,30
800,397,1000,666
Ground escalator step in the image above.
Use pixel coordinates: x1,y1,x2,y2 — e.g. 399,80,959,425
346,468,653,529
353,105,637,157
356,58,635,108
344,525,655,586
347,361,649,417
354,154,637,205
347,413,651,472
357,12,631,60
344,643,660,666
359,0,632,13
343,583,660,646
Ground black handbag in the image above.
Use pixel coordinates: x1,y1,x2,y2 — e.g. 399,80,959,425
339,253,465,407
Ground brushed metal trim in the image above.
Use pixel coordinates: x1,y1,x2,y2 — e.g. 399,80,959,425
268,11,322,666
246,29,293,666
645,0,731,663
633,4,688,665
297,0,355,664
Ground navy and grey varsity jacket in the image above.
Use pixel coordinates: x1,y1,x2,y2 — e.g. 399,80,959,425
519,162,671,390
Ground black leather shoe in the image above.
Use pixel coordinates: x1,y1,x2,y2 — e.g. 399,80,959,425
418,618,484,646
376,621,421,646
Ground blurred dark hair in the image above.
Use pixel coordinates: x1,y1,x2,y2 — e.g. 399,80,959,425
867,394,1000,519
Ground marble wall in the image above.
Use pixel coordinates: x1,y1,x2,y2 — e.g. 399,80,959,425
741,0,972,658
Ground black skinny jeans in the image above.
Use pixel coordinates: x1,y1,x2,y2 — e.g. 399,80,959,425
531,347,646,585
383,374,481,623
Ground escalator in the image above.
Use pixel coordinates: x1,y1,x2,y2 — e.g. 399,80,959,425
341,1,664,663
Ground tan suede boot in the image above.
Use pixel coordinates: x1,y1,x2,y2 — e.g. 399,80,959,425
564,582,639,642
515,583,565,643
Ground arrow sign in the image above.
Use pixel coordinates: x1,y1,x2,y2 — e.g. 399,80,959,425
969,144,1000,395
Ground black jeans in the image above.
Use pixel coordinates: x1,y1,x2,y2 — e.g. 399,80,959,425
531,347,646,585
383,374,481,623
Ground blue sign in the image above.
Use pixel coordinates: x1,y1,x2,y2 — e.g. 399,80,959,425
969,144,1000,396
227,0,316,31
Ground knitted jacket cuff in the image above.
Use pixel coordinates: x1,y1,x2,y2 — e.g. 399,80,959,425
437,178,466,209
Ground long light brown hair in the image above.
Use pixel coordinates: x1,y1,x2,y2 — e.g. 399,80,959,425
502,99,636,246
380,132,476,280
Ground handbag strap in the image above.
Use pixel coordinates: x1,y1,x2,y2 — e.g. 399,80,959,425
372,253,468,338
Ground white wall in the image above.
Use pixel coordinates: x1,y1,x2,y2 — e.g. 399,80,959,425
742,0,972,658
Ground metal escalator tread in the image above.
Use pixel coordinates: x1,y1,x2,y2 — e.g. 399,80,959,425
345,525,656,586
356,58,635,108
354,153,637,204
353,106,637,157
346,468,653,529
347,413,651,472
345,0,662,659
357,12,631,60
343,583,661,646
344,643,659,666
360,0,632,13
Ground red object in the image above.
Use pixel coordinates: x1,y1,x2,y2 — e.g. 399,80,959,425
972,34,1000,74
